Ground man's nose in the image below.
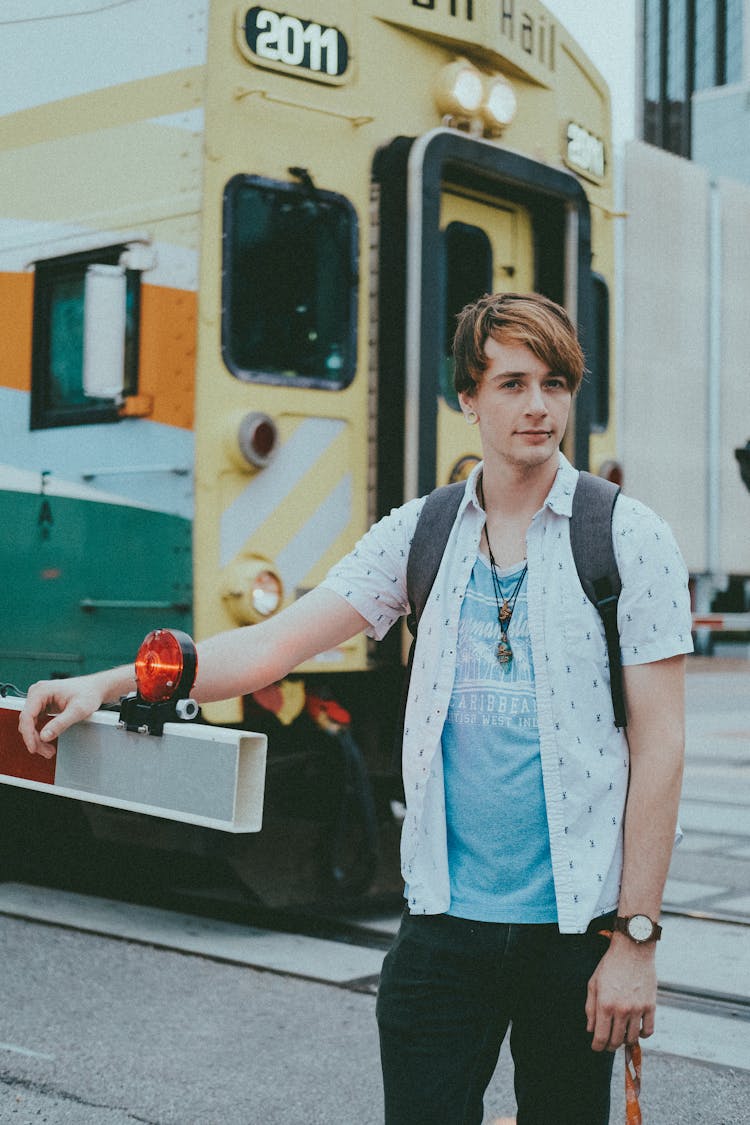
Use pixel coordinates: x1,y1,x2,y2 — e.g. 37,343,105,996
525,383,547,413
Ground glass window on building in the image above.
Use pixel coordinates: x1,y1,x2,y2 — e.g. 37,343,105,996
643,0,663,145
665,0,689,155
643,0,744,158
725,0,744,83
694,2,717,90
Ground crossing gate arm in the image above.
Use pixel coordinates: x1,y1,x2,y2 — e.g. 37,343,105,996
0,698,267,833
692,612,750,631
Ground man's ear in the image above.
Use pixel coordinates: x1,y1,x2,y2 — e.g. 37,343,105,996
458,391,478,423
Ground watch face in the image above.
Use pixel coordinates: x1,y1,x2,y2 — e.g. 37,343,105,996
628,915,653,942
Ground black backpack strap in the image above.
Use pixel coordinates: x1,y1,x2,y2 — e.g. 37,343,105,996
406,481,466,637
570,471,626,729
392,481,465,769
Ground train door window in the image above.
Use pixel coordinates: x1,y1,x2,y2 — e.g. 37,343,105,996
30,247,139,430
589,272,610,432
440,221,492,411
222,175,358,389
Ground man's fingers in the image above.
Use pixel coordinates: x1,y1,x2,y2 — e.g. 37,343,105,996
592,1007,654,1053
18,711,58,757
35,699,94,745
589,1007,613,1053
33,734,58,759
19,684,100,755
585,979,597,1033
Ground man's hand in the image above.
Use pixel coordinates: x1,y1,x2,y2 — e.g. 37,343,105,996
585,936,657,1052
18,670,131,757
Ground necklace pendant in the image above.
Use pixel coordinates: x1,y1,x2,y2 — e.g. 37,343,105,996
496,635,513,664
499,600,512,623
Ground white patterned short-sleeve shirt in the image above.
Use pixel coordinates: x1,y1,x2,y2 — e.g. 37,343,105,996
321,455,693,933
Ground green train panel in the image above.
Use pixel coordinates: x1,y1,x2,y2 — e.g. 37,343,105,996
0,489,192,690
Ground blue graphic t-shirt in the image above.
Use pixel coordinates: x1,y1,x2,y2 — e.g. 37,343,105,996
442,555,557,923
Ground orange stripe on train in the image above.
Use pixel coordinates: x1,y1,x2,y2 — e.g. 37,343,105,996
138,284,196,430
0,271,33,392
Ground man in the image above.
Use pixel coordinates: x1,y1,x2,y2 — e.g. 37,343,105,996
21,293,693,1125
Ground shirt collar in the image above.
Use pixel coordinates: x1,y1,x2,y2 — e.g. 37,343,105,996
465,461,485,512
465,453,579,519
543,453,578,517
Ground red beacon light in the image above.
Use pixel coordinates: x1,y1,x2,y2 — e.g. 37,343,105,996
119,629,200,735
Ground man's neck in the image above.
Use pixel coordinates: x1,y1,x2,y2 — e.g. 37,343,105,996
480,452,560,521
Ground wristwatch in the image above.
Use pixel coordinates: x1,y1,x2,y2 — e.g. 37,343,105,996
614,914,662,944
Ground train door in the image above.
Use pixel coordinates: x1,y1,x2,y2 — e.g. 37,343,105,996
375,127,596,517
436,190,534,488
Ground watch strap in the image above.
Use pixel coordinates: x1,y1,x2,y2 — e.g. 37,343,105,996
614,914,662,942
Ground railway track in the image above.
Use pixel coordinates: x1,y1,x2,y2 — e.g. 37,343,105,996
6,877,749,1024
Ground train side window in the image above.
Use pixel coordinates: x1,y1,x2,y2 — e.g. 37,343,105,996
440,221,493,410
589,272,610,432
222,175,358,389
30,247,139,430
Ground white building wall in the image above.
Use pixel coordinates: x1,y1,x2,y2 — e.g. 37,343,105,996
622,141,711,573
717,177,750,574
623,140,750,578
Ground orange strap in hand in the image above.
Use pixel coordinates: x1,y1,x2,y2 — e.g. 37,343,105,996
625,1040,642,1125
598,929,644,1125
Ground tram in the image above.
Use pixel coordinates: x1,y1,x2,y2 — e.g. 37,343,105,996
0,0,616,905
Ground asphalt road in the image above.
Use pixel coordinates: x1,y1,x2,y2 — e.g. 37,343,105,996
1,910,749,1125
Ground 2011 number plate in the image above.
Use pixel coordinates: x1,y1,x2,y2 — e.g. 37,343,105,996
242,6,349,80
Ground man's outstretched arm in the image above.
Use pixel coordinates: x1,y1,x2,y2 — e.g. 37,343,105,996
19,587,369,757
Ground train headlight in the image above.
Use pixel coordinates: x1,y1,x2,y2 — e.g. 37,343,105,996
252,569,283,617
221,556,284,625
226,410,279,472
482,76,517,133
119,628,200,735
433,59,484,117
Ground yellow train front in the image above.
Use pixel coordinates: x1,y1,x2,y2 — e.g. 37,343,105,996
0,0,616,907
190,1,616,904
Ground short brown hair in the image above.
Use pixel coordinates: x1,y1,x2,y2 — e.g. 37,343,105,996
452,292,585,396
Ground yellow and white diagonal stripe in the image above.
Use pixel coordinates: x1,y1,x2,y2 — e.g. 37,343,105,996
220,416,353,595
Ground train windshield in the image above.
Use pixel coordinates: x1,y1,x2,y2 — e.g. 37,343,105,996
222,176,358,389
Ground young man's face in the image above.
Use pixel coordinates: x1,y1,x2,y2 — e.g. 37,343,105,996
458,335,572,473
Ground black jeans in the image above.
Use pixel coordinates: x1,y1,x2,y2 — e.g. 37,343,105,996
376,910,616,1125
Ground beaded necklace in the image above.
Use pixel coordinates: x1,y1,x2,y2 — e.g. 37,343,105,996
485,534,528,665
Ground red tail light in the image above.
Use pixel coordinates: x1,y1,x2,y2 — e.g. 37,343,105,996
120,629,199,735
135,629,197,704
